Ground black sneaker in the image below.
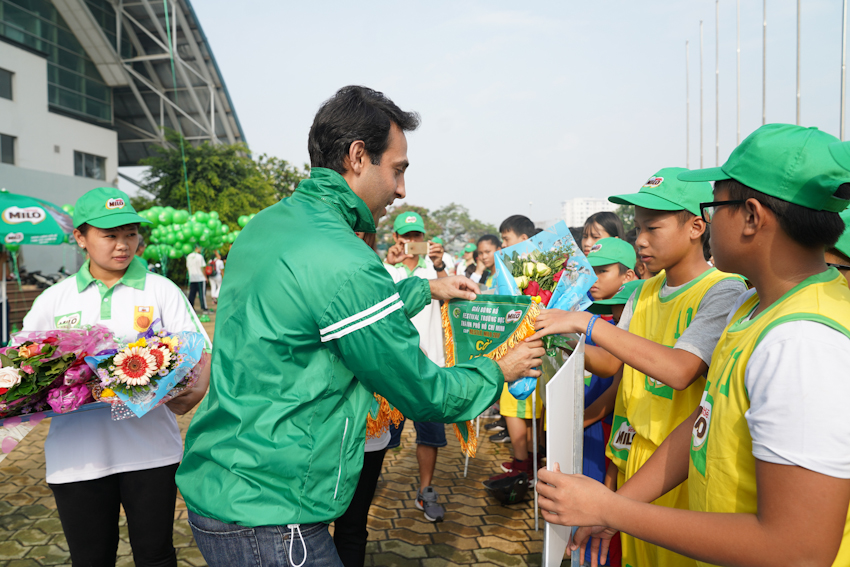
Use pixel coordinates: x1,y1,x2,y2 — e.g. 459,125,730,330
484,417,506,432
489,430,511,443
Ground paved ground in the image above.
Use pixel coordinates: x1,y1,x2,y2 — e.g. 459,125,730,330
0,311,569,567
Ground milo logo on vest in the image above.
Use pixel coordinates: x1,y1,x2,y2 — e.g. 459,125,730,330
644,374,674,399
106,198,125,209
690,389,713,476
609,415,636,461
3,206,46,225
55,311,82,329
4,232,23,244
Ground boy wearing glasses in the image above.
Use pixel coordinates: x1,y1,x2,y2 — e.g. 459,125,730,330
535,124,850,567
530,168,746,567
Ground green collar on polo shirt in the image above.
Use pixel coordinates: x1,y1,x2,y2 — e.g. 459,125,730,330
394,255,427,277
76,258,147,293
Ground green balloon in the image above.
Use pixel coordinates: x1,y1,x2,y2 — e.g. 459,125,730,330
191,223,205,237
196,211,209,222
220,225,230,234
168,247,181,259
181,243,193,255
249,213,256,220
174,210,189,224
237,215,248,227
209,211,219,220
206,218,219,230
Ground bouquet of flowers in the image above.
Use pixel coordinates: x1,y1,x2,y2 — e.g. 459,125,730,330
86,327,206,419
0,326,116,418
491,221,597,399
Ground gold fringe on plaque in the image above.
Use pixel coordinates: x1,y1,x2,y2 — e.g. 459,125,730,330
366,393,404,440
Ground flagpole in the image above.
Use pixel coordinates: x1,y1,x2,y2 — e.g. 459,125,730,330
763,0,767,125
687,41,690,168
701,20,704,168
716,0,720,166
737,0,741,144
843,0,848,140
796,0,801,125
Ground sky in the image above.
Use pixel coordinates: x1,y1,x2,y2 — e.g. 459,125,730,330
123,0,850,227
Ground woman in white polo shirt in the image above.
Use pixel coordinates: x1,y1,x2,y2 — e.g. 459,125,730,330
23,187,211,567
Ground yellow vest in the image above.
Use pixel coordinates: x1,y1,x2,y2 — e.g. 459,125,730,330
606,268,743,472
689,269,850,567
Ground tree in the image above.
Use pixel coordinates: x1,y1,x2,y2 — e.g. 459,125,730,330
256,154,310,200
430,203,498,252
615,204,635,232
140,129,278,230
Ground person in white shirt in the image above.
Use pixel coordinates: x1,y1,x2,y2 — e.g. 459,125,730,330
23,187,211,567
185,245,208,311
455,243,475,276
208,250,225,304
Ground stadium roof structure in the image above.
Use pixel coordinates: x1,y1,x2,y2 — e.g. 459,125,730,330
52,0,246,166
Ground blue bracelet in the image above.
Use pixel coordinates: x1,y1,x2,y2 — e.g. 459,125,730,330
586,314,601,344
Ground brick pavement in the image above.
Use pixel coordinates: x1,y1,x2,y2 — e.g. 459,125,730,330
0,313,570,567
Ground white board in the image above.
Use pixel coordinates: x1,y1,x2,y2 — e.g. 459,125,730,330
543,336,585,567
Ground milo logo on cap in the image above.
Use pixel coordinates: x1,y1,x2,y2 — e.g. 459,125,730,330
642,176,664,188
405,216,417,224
4,232,23,244
590,243,602,253
106,198,126,210
3,206,45,225
505,309,522,324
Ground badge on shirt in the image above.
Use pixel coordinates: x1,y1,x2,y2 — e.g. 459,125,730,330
133,306,154,332
55,312,82,329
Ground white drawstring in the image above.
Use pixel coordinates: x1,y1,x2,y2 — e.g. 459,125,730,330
286,524,307,567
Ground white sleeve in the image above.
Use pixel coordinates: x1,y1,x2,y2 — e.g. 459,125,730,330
744,321,850,478
615,290,638,330
157,277,212,352
469,272,482,283
726,288,756,326
21,288,56,332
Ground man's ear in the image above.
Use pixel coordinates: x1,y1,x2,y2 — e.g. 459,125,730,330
392,232,401,244
346,140,367,175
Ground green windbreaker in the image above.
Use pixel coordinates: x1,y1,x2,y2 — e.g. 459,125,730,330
176,168,504,527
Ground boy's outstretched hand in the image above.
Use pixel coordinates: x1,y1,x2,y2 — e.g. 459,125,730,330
528,309,592,341
537,463,617,567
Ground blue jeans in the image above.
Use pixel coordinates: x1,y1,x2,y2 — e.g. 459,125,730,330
188,511,343,567
386,419,448,450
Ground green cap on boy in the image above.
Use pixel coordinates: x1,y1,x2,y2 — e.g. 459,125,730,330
393,211,426,235
586,237,637,270
609,167,713,216
589,280,645,315
74,187,150,229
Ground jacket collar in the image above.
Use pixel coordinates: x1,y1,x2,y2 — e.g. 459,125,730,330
295,168,376,233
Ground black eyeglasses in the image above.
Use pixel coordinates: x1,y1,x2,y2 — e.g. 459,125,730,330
699,200,745,223
827,262,850,271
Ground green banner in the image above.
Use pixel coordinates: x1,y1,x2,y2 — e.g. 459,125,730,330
445,295,535,363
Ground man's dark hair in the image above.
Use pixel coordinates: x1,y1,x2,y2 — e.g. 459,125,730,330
715,178,850,249
584,211,625,239
499,215,536,238
478,234,502,248
308,86,421,174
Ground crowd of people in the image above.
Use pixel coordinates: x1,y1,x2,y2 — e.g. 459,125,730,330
18,85,850,567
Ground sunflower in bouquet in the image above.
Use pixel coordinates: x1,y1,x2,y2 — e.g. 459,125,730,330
94,333,181,400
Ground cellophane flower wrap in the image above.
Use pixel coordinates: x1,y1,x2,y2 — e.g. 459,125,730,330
491,221,597,400
85,326,206,419
0,326,116,418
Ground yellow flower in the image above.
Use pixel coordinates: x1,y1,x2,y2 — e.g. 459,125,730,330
160,336,179,352
101,388,115,397
514,276,530,290
535,263,552,277
523,262,536,277
128,337,147,349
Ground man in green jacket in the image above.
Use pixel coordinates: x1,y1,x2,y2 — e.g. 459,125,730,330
176,86,544,567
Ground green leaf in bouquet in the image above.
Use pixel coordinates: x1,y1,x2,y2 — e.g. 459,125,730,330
542,334,576,357
0,354,14,368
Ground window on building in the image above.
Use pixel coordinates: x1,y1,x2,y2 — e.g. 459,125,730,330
0,134,15,165
0,68,11,100
74,151,105,180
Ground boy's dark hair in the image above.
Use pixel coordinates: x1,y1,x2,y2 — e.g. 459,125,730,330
716,178,850,249
499,215,536,238
617,262,630,275
530,227,543,236
308,86,420,174
584,211,625,239
828,247,850,264
478,234,502,248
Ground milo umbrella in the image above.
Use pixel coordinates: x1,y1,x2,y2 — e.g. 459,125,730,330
0,189,74,342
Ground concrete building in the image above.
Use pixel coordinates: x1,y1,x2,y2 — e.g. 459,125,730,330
0,0,244,273
561,197,619,228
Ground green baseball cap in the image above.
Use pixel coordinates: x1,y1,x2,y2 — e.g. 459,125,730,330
834,209,850,259
588,280,645,315
393,211,425,235
432,236,444,245
463,243,476,253
609,167,713,216
586,237,636,270
678,124,850,212
73,187,150,229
